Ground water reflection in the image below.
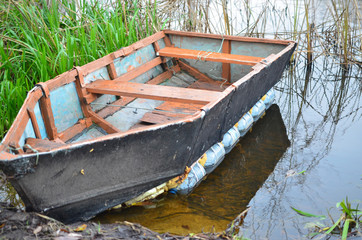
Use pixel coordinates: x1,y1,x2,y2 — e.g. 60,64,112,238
96,104,290,235
236,58,362,239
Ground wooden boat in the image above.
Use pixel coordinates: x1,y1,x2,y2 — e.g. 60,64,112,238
0,30,296,223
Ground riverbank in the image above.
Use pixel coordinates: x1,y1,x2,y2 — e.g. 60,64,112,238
0,202,233,240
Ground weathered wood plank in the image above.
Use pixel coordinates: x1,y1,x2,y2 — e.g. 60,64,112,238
155,102,203,114
107,62,118,80
27,108,41,139
86,80,223,105
58,118,92,142
164,30,292,45
178,61,230,91
222,40,231,82
158,47,263,66
24,138,65,152
88,110,119,134
39,96,58,140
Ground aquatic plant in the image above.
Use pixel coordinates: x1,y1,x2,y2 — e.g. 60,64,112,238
292,197,362,239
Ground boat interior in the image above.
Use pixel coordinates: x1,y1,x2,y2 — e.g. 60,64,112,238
0,30,290,157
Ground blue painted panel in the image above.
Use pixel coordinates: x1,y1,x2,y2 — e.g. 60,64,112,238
131,65,163,84
170,35,223,80
91,95,118,112
50,82,84,132
34,101,48,139
157,39,166,49
19,119,36,147
84,66,110,84
114,45,162,83
230,41,284,82
230,41,284,58
105,99,164,132
69,124,106,143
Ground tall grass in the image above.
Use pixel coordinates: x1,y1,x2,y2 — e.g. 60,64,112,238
0,0,160,139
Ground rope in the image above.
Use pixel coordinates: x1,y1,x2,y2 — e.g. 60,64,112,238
24,144,40,165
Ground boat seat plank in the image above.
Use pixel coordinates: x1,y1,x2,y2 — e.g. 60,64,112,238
24,138,65,153
158,47,263,66
86,80,223,105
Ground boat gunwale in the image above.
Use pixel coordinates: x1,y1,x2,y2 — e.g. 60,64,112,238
0,30,296,161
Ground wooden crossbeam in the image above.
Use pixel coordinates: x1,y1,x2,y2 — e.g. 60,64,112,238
158,47,263,66
86,80,223,105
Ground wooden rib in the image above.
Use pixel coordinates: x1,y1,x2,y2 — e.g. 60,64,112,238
178,61,218,84
27,108,41,139
86,80,223,105
58,118,92,142
84,93,98,104
222,40,231,82
158,47,263,66
163,30,292,45
147,70,172,85
74,70,91,118
163,35,172,47
112,57,163,83
107,62,118,79
88,110,119,134
39,95,58,140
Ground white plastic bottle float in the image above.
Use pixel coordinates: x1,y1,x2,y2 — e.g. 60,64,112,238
203,143,226,174
237,112,253,137
262,89,275,110
120,88,276,202
222,126,241,154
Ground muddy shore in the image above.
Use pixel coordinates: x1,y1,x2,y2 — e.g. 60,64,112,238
0,202,234,240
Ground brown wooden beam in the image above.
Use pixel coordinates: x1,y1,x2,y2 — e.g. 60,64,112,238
58,118,92,142
222,40,231,82
107,62,118,80
163,30,293,45
86,80,223,105
88,110,119,134
27,107,41,139
37,83,58,140
158,47,263,66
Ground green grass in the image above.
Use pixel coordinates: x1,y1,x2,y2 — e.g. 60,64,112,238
0,0,160,139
